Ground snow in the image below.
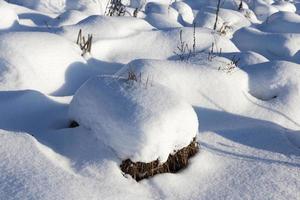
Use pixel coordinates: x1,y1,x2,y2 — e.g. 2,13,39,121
92,27,239,63
7,0,109,14
0,129,155,200
0,1,19,30
60,15,154,41
233,26,300,62
0,31,86,95
69,76,198,162
194,7,251,36
120,58,300,130
48,10,89,27
171,1,194,25
145,2,179,20
118,57,249,112
259,11,300,33
0,0,300,199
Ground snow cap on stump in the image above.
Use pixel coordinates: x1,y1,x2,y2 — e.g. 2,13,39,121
69,75,199,163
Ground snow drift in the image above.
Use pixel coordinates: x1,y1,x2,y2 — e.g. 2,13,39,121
0,32,85,94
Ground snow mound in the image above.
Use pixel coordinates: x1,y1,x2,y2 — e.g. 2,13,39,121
7,0,109,14
145,12,183,29
145,2,179,20
272,0,296,13
240,60,300,130
233,27,300,61
8,0,66,13
144,2,183,29
69,76,198,162
260,11,300,33
245,0,296,21
0,90,68,132
118,57,249,112
194,11,226,31
171,1,194,25
0,129,153,200
223,51,269,67
184,0,248,10
0,1,19,30
194,7,251,35
92,27,239,63
248,0,279,21
48,10,88,27
244,60,300,101
0,32,85,94
64,0,110,15
119,57,300,130
60,15,154,41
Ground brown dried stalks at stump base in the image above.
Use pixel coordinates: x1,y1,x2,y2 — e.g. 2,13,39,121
120,137,199,181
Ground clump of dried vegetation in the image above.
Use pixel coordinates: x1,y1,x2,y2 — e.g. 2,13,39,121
218,55,240,73
76,29,93,56
125,69,153,88
120,137,199,181
218,22,232,35
208,42,222,61
174,23,196,61
105,0,126,16
207,42,240,73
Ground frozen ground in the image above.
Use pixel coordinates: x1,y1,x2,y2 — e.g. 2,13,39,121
0,0,300,199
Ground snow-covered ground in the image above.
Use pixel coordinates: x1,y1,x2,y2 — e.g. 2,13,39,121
0,0,300,199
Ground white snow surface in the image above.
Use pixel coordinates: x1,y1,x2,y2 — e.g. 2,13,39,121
0,31,86,95
0,0,300,199
60,15,154,41
0,1,19,29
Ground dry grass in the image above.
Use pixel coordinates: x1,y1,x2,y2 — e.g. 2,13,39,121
120,137,199,181
76,29,93,56
105,0,126,17
174,23,196,61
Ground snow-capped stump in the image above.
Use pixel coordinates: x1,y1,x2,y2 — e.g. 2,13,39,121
0,1,19,30
69,75,199,180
